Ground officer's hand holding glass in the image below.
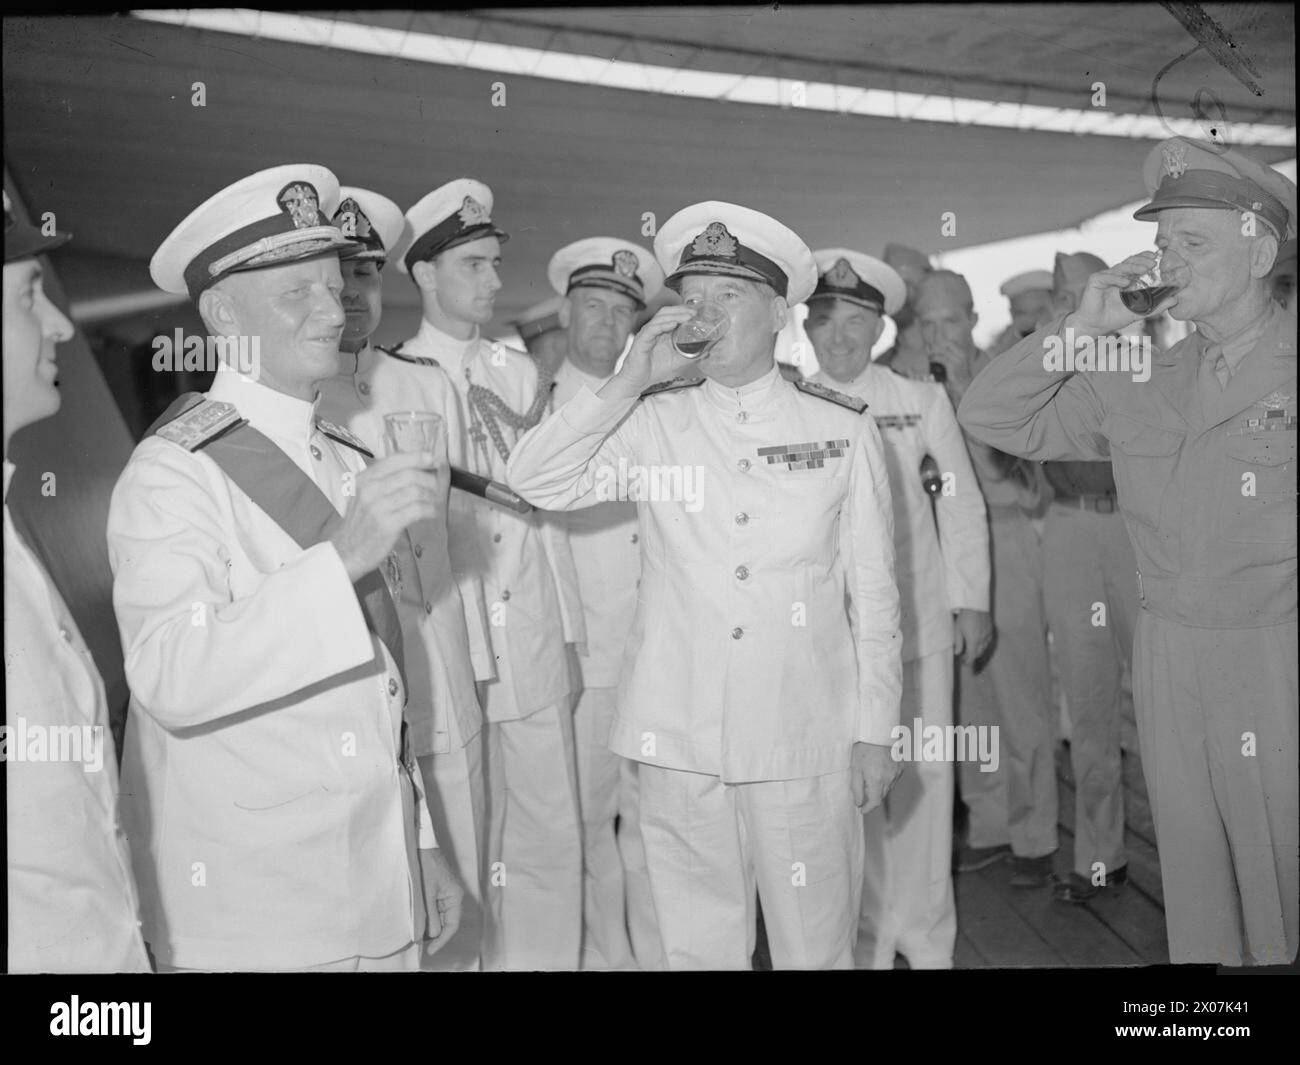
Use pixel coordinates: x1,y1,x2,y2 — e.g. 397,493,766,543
1068,248,1185,337
327,412,445,583
604,302,709,398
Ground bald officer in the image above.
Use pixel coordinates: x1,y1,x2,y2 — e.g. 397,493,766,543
508,203,903,969
804,250,989,968
959,138,1297,965
314,187,487,969
389,178,586,971
107,165,462,971
919,270,1059,887
989,270,1054,357
515,295,569,378
878,243,933,376
1037,251,1142,905
545,236,666,969
4,188,150,972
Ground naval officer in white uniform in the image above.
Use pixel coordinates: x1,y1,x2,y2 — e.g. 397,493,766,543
544,236,666,969
508,202,903,969
804,249,990,969
389,178,587,970
107,164,461,971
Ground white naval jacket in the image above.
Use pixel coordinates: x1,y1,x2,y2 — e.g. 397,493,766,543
549,360,641,690
811,364,989,662
106,367,432,970
316,344,483,756
5,463,150,973
394,320,585,722
506,362,903,783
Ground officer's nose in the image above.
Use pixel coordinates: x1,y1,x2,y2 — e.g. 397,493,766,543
485,267,503,295
39,293,74,344
318,286,346,327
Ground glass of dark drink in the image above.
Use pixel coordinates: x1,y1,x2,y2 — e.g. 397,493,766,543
1120,250,1182,316
672,301,729,358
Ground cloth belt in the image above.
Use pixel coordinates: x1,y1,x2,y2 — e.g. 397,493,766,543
146,392,407,697
1137,571,1298,629
1051,493,1117,514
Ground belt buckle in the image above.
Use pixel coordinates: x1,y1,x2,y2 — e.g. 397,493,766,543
1096,496,1115,514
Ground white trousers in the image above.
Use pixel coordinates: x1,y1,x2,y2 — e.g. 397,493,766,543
484,694,584,971
618,757,666,970
637,763,862,970
417,703,487,971
159,941,420,973
858,649,957,969
573,686,636,969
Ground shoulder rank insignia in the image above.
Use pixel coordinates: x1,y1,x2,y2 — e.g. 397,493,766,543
155,399,245,452
379,342,440,368
316,419,374,458
794,378,869,413
639,376,705,399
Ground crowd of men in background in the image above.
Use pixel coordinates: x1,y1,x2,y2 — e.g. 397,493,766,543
4,133,1296,971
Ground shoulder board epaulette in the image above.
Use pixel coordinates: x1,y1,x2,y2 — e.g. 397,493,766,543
639,377,705,399
317,419,375,459
379,342,439,368
154,399,246,452
794,378,869,413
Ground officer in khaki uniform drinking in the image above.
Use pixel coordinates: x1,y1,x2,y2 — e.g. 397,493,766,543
959,138,1297,965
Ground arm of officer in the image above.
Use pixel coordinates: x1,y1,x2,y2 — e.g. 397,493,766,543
925,383,990,615
842,414,904,746
506,386,643,510
107,441,377,729
538,515,588,646
957,313,1111,461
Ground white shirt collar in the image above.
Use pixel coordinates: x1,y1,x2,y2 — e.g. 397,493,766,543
208,364,320,445
414,318,479,374
3,459,15,503
702,360,783,411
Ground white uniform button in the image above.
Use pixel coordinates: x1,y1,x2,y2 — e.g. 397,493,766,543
359,382,371,395
310,445,322,460
737,410,749,423
631,533,639,544
731,627,744,640
413,543,424,558
501,590,511,601
59,627,72,642
388,678,399,697
735,512,749,525
425,602,433,615
737,458,751,472
493,533,502,543
735,565,750,581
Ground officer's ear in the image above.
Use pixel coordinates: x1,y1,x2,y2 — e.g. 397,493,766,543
199,280,243,339
1248,232,1280,279
558,296,572,329
868,312,886,348
770,294,789,333
411,257,439,294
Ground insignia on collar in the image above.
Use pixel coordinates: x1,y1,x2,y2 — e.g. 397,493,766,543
794,378,869,413
277,182,322,229
691,221,738,260
1259,390,1293,410
458,195,489,228
317,418,374,458
827,257,858,288
612,249,639,278
1161,141,1189,180
155,399,245,452
640,376,705,399
334,197,372,240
